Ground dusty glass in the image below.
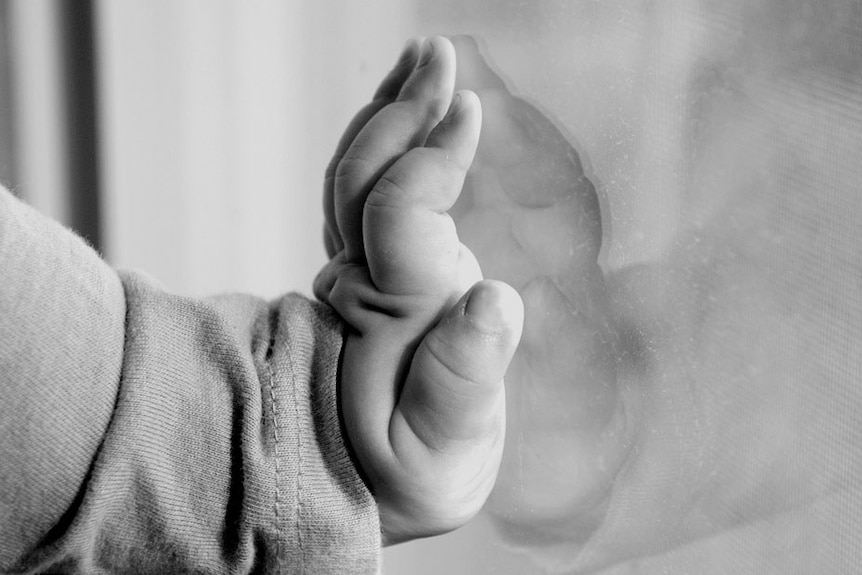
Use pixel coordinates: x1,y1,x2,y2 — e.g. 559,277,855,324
387,1,862,573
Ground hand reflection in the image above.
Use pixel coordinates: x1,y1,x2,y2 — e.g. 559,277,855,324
450,36,633,546
450,33,860,573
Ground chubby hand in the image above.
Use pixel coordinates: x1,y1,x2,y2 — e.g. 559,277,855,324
314,36,524,546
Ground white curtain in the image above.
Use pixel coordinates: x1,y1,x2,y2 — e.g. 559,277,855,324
5,0,79,227
96,0,414,298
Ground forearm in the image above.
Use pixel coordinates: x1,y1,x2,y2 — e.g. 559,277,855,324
0,188,126,568
0,188,379,574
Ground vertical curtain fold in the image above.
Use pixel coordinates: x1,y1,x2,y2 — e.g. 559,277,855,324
58,0,100,249
3,0,101,249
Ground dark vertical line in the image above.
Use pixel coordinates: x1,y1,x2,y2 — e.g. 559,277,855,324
59,1,102,250
0,1,17,191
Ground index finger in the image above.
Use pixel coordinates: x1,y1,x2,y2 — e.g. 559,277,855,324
323,38,423,258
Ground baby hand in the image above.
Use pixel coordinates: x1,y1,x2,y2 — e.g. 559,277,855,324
314,37,523,546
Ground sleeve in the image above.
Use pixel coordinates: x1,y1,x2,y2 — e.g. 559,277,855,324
0,187,381,574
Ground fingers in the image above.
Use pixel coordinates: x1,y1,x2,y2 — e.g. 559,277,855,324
373,37,426,101
334,36,457,264
396,37,456,107
391,280,523,455
323,39,423,258
363,90,482,296
312,250,346,305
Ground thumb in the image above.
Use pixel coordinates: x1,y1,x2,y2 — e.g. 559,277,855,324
392,280,524,454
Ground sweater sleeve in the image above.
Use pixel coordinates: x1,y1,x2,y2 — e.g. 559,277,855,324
0,187,380,574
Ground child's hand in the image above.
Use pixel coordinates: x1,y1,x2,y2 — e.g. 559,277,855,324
314,37,524,546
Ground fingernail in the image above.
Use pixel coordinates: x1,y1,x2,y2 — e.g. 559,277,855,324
465,282,507,333
437,92,464,127
417,37,436,67
398,37,422,65
445,92,464,119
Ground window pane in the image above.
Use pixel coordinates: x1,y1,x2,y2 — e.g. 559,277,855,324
388,1,862,573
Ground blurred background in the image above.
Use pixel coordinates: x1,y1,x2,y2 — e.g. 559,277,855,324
0,0,418,298
1,1,860,573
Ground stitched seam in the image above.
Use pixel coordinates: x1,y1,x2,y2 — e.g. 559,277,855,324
267,359,282,568
283,311,305,574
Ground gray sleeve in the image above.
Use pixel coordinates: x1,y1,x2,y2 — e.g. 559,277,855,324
0,188,380,574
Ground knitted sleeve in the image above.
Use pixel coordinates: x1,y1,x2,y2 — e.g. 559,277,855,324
0,187,380,574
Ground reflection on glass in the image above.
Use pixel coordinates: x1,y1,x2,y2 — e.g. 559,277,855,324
7,1,857,572
391,1,862,573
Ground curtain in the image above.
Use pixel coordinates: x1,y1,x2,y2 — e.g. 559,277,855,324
95,0,413,298
1,0,99,247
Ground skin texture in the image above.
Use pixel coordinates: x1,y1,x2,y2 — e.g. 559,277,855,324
314,37,524,546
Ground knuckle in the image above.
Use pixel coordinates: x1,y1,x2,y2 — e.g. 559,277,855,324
366,174,410,209
423,328,481,388
334,154,375,187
